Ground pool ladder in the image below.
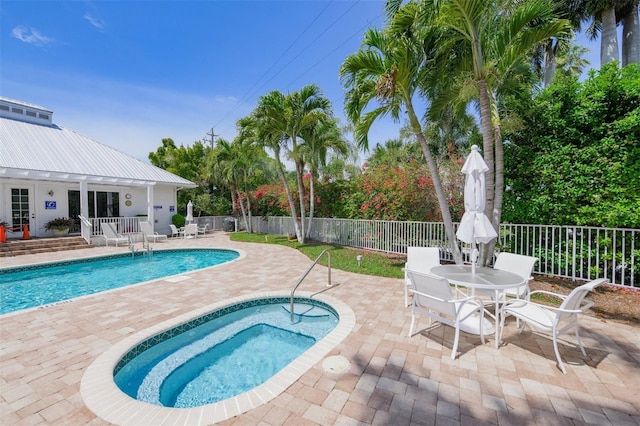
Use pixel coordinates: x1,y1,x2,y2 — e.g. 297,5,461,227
290,249,331,323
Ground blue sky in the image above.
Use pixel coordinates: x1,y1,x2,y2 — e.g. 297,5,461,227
1,1,601,163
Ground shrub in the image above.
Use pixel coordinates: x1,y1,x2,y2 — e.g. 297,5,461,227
172,214,185,228
44,217,75,230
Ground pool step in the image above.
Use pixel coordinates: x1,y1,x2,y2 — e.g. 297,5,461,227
282,304,330,319
0,237,92,258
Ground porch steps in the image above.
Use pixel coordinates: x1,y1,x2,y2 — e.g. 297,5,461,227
0,237,92,258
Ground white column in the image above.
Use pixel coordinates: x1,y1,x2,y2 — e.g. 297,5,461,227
79,180,88,219
146,184,154,226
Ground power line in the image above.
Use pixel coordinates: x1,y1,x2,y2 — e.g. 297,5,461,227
245,0,362,97
210,1,378,138
210,1,337,135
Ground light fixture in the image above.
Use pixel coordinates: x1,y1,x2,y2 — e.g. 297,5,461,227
357,255,363,267
48,190,54,197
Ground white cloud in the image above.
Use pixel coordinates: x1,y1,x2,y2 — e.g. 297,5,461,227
84,13,105,31
213,95,238,104
11,26,54,46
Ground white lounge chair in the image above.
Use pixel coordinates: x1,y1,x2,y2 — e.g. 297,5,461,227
169,224,182,238
100,222,129,247
403,247,441,307
139,221,168,243
500,278,607,374
183,223,198,239
407,270,494,360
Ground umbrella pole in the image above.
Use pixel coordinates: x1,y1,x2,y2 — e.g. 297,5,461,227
471,244,478,274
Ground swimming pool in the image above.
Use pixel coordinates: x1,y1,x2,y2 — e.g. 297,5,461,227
81,292,356,425
0,249,240,315
114,298,338,408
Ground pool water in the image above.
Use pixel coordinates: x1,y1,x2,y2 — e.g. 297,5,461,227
0,249,239,314
114,300,338,408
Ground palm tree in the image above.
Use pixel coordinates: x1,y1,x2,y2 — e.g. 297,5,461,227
213,137,265,233
340,8,465,263
412,0,569,263
366,138,414,167
247,85,333,243
556,41,591,77
620,0,640,65
299,115,348,238
534,0,588,86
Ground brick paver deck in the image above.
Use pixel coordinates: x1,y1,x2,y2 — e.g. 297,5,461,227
1,232,638,425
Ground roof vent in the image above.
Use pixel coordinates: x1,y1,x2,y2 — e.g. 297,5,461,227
0,97,53,126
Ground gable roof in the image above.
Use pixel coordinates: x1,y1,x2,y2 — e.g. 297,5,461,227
0,98,196,188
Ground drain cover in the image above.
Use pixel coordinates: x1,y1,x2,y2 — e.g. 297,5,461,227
322,355,350,374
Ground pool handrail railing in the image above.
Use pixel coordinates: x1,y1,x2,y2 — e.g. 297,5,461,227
289,249,331,323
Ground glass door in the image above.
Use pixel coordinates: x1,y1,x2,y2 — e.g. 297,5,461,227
10,187,34,237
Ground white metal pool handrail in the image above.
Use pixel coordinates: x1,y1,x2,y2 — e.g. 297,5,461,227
290,249,332,323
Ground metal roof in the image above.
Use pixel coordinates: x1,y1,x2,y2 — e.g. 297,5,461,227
0,116,197,188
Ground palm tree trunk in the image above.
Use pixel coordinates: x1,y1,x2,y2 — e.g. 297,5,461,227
601,6,620,65
274,152,302,241
543,40,557,87
406,101,462,264
229,182,238,216
622,2,640,66
237,189,250,233
243,179,253,233
477,79,495,225
295,160,307,243
306,174,316,239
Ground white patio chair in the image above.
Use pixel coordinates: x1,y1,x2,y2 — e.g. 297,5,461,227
403,247,441,307
169,224,182,238
407,270,494,360
500,278,607,374
197,223,208,236
493,253,539,298
183,223,198,239
100,222,129,247
139,221,168,243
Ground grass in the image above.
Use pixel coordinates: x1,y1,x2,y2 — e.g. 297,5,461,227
229,232,406,278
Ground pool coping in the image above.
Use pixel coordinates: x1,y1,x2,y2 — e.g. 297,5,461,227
80,290,356,425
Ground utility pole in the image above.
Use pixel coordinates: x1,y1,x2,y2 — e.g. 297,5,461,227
205,127,218,149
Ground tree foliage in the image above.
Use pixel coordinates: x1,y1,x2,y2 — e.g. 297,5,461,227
503,63,640,228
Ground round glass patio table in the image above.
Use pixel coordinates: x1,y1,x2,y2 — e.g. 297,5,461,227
430,265,527,348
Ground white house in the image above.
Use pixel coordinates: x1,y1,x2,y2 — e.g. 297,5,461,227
0,97,197,239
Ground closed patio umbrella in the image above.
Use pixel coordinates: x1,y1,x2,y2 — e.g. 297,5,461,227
186,200,194,224
456,145,497,273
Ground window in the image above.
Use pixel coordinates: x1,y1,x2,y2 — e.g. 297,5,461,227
11,107,24,114
26,110,37,117
10,188,29,227
39,113,50,120
69,190,120,218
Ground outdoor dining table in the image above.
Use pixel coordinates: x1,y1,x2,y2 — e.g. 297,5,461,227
430,264,527,348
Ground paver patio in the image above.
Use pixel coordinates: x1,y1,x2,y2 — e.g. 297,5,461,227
1,232,638,425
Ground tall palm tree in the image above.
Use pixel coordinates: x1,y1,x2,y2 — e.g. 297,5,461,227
413,0,570,263
248,85,333,243
620,0,640,65
299,115,348,238
340,7,465,263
